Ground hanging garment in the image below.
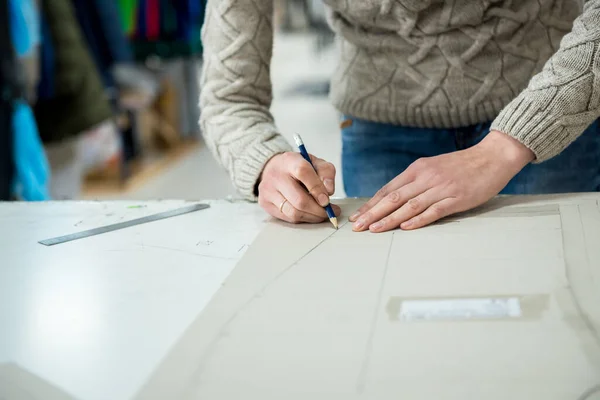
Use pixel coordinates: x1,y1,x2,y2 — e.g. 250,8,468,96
8,0,39,55
0,0,19,200
117,0,138,37
8,0,50,200
126,0,206,42
160,0,178,40
37,14,55,100
146,0,160,40
12,100,50,200
35,0,112,144
70,0,133,87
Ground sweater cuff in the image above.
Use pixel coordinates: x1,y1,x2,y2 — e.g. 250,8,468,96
233,134,293,201
490,93,588,164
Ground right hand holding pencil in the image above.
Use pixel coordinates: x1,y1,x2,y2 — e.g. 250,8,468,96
257,152,341,224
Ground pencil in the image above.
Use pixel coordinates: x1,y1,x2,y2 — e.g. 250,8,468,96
293,134,339,229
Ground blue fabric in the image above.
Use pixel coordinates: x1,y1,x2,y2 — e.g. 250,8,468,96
8,0,50,200
341,116,600,198
12,100,50,201
8,0,39,57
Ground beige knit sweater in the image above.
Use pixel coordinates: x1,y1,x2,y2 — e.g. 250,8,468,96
200,0,600,200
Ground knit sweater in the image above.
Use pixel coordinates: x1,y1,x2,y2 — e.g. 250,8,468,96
200,0,600,200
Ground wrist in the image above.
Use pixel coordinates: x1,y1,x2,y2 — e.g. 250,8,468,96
255,153,285,196
479,130,535,172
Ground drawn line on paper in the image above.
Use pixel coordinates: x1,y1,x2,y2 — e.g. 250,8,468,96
260,221,350,296
576,384,600,400
181,222,350,397
570,206,600,347
356,231,395,393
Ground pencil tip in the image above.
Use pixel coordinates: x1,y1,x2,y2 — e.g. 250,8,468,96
330,217,339,229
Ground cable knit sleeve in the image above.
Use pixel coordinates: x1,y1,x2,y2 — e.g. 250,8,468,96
200,0,292,200
491,0,600,163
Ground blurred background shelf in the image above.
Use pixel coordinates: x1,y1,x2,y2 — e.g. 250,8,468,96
82,139,200,198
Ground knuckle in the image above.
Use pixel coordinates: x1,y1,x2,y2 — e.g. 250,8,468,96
444,177,457,187
308,182,325,195
412,158,427,169
448,181,463,196
282,152,296,162
430,203,446,217
292,165,304,178
386,191,402,204
294,163,311,179
375,186,389,199
320,162,335,176
296,196,311,210
288,208,301,221
408,197,421,210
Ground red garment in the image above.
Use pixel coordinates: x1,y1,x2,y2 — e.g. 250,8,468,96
146,0,160,39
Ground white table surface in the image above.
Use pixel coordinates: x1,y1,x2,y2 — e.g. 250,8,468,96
0,200,268,400
2,195,600,400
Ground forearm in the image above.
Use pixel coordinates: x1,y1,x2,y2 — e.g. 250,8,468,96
491,0,600,163
200,0,291,200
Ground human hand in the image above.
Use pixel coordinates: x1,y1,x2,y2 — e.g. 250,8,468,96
258,152,341,224
349,131,535,232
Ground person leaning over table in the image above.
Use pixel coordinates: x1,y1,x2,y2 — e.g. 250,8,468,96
200,0,600,233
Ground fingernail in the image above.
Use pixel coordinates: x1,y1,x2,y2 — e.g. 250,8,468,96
324,179,334,193
353,219,365,230
349,212,360,221
402,220,413,229
318,194,330,207
370,221,383,231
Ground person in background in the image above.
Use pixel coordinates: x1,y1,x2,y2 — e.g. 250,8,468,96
200,0,600,233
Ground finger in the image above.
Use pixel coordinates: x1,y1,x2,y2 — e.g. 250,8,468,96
280,178,328,219
400,198,458,230
273,192,325,224
369,188,441,233
290,157,331,207
258,186,323,224
349,172,415,222
310,155,336,195
264,202,321,224
352,182,424,232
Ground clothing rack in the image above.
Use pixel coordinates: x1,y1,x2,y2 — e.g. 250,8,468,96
114,0,206,172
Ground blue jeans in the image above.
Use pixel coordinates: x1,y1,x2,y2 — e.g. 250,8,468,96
341,117,600,197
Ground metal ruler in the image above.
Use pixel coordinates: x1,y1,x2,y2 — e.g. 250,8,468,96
39,203,210,246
